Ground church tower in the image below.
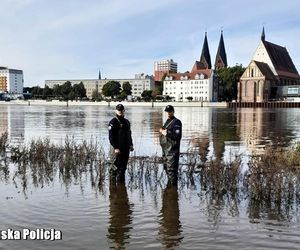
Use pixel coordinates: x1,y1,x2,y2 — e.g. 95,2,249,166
199,32,212,69
214,30,227,70
261,26,265,41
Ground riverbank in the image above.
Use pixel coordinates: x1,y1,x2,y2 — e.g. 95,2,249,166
0,99,228,108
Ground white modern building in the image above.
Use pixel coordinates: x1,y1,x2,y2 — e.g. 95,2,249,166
0,67,24,94
163,69,214,102
45,73,155,99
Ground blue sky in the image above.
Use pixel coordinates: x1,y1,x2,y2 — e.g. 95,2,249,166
1,0,300,86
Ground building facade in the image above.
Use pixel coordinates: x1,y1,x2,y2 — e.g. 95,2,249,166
45,73,154,99
238,28,300,102
162,32,228,102
0,67,23,94
163,69,214,101
0,76,7,92
154,59,178,81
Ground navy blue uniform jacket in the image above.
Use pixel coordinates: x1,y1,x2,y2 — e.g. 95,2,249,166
109,115,133,151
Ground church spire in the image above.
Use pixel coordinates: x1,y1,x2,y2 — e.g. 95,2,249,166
98,69,101,80
199,32,212,69
214,30,227,70
261,26,265,41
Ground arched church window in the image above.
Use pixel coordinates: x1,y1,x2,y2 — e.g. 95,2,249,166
256,81,260,96
245,81,249,97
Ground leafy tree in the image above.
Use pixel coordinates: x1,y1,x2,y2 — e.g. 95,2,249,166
43,85,53,99
31,86,43,98
122,82,132,95
102,81,121,98
73,82,86,99
61,81,72,100
141,90,153,101
92,90,102,101
68,91,76,101
50,82,86,100
53,84,62,98
156,81,163,94
151,88,161,99
23,87,33,94
117,92,128,101
216,64,245,101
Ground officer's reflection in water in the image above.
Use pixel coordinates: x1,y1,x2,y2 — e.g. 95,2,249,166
159,105,182,186
108,104,134,183
107,181,133,249
158,184,183,249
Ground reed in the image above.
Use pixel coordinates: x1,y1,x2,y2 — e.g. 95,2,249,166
0,132,300,208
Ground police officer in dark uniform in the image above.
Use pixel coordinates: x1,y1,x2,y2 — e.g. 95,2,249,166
108,104,134,182
159,105,182,185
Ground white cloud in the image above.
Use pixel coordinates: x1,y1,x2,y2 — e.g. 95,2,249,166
0,0,299,86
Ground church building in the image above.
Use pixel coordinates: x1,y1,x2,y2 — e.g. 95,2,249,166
238,28,300,102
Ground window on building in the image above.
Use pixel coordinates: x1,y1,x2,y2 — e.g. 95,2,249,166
245,81,249,96
237,82,241,97
256,81,260,96
251,69,254,77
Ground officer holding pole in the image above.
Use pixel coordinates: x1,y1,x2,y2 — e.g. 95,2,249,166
159,105,182,185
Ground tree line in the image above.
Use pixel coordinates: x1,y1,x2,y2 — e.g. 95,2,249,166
92,81,163,101
29,81,87,101
25,65,244,102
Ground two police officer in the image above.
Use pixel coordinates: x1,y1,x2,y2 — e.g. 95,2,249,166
108,104,182,185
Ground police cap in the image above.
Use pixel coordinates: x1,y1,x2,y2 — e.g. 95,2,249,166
164,105,174,112
116,104,125,111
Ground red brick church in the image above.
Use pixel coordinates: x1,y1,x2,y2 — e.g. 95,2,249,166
238,28,300,102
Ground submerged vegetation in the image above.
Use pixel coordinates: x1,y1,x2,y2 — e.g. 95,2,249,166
1,132,300,212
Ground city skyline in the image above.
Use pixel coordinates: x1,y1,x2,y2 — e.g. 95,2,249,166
0,0,300,86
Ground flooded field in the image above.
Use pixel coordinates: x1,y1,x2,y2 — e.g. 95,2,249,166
0,105,300,249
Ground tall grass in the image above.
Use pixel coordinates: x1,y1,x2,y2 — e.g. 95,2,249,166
0,132,300,210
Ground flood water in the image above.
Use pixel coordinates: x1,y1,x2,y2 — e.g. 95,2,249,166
0,105,300,250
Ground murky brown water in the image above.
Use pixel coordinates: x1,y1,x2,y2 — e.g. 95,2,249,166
0,105,300,249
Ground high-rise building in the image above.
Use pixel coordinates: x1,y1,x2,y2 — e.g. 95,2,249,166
0,67,23,94
154,59,177,81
